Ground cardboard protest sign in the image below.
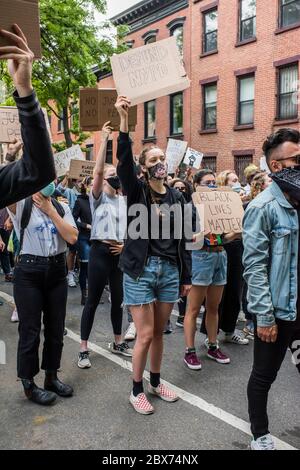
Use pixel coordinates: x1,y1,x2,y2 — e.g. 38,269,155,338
192,187,245,234
166,138,188,174
260,156,271,174
110,36,190,106
183,148,204,169
0,106,51,143
69,159,96,179
80,88,137,132
0,0,41,58
54,145,85,178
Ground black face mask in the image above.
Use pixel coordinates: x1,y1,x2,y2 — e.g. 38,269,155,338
106,176,121,191
271,168,300,202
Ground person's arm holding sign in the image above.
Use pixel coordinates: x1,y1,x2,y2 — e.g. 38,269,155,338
92,122,113,200
0,25,55,209
115,96,140,199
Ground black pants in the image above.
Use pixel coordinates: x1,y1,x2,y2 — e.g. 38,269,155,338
0,228,11,275
80,242,123,341
247,317,297,439
13,255,68,379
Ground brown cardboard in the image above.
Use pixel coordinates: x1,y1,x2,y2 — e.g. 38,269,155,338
0,0,41,58
0,106,52,142
192,187,245,234
80,88,137,132
69,159,96,179
110,36,190,106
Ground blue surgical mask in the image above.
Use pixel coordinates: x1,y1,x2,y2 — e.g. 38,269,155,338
40,182,56,198
232,182,242,193
208,183,217,189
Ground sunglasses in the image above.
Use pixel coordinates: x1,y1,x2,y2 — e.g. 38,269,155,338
276,154,300,165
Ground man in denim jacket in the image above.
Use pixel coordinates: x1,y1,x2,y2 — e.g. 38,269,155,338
243,128,300,450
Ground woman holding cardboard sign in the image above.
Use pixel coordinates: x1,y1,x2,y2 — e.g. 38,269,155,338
77,122,132,370
115,96,191,415
183,170,241,370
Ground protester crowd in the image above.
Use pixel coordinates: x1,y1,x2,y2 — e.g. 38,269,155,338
1,25,300,451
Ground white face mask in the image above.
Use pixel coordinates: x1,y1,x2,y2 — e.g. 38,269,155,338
232,182,242,193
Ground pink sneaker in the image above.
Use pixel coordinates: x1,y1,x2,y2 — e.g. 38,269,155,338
207,347,230,364
184,351,202,370
148,383,179,402
129,392,154,415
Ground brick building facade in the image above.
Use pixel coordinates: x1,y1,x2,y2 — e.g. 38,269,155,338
50,0,300,179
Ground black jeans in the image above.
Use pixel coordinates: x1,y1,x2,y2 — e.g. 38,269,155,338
247,317,297,439
219,241,244,333
80,241,123,340
13,254,68,379
0,228,11,275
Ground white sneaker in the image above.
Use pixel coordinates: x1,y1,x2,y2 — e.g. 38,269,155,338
224,331,249,345
251,434,275,450
77,351,91,369
124,322,137,341
204,337,219,349
11,309,19,323
200,305,205,314
68,271,77,288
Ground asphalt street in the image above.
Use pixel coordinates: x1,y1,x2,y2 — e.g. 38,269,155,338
0,277,299,450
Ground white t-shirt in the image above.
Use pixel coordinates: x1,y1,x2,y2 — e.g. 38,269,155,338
90,191,127,243
8,200,77,257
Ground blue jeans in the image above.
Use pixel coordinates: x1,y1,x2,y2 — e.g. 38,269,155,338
123,256,180,306
192,250,227,286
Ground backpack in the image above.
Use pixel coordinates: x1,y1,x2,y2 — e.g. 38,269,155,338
18,197,65,256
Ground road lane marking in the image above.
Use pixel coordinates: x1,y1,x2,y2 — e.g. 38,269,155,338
0,291,296,451
67,328,297,451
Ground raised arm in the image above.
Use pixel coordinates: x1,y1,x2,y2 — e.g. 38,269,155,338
92,122,113,200
0,25,55,209
115,96,140,199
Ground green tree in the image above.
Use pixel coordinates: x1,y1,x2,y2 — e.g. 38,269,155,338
1,0,128,149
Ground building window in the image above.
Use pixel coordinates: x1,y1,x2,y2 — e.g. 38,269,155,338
280,0,300,28
171,25,184,55
278,64,298,120
144,35,156,45
106,140,113,164
238,75,255,125
234,155,253,183
144,100,156,139
203,8,218,53
170,93,183,135
85,144,94,161
58,111,64,132
203,83,217,130
202,156,217,173
239,0,256,41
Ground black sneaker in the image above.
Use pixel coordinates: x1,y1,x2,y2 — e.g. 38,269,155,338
164,320,173,334
110,342,133,357
176,316,184,328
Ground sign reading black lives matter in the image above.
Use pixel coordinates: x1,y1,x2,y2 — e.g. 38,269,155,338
110,36,190,106
192,187,245,234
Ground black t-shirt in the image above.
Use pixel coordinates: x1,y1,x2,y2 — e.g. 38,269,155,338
147,186,178,264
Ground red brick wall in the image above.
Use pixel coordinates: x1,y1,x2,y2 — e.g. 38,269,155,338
191,0,300,172
50,0,300,173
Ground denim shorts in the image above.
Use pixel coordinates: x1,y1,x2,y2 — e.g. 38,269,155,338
192,250,227,286
78,236,91,263
123,256,180,306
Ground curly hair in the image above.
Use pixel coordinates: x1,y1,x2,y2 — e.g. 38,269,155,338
216,170,236,187
250,172,268,200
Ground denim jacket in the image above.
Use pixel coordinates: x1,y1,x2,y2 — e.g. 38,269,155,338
243,182,298,327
